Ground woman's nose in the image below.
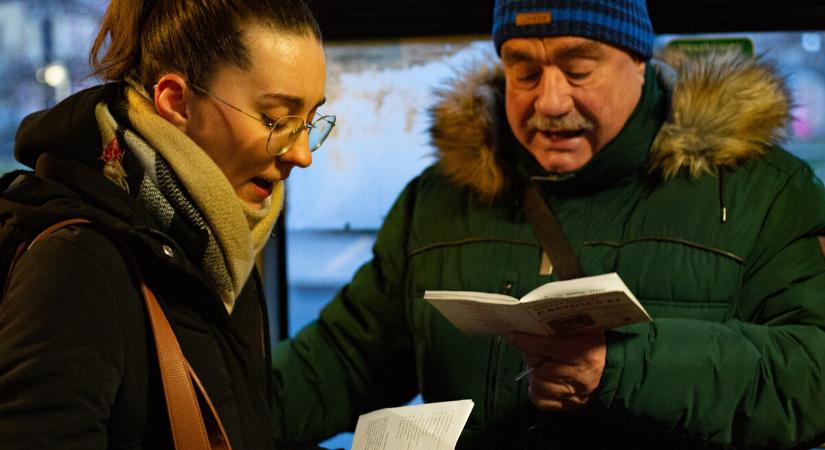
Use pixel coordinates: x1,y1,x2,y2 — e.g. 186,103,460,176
278,131,312,168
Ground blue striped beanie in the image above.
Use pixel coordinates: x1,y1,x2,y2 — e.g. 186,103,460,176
492,0,655,59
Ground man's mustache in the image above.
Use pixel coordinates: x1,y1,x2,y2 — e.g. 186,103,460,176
527,113,595,132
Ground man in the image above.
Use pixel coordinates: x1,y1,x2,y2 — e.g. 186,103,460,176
272,1,825,448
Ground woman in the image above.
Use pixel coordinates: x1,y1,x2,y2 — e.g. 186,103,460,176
0,0,333,448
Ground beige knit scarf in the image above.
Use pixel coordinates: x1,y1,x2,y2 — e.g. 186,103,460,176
95,86,283,314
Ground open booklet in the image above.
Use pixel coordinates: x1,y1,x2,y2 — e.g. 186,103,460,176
351,399,474,450
424,272,651,336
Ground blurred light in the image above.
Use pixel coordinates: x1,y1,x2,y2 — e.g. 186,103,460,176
801,33,821,53
42,63,68,87
789,68,825,142
35,62,72,103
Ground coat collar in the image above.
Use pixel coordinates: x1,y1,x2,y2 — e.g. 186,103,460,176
429,49,792,202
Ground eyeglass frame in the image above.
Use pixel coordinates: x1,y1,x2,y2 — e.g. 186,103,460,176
187,83,335,157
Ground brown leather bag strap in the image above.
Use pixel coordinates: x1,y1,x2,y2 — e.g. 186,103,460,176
26,218,93,248
187,359,233,449
522,183,585,280
2,219,93,300
139,279,231,450
19,219,231,450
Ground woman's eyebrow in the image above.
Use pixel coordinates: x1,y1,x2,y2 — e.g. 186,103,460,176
259,92,305,109
258,93,327,111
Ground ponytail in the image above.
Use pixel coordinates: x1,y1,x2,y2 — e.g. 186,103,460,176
90,0,152,82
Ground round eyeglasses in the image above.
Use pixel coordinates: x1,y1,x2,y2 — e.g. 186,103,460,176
189,84,336,157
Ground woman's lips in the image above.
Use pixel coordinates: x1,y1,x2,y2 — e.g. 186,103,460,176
251,177,274,198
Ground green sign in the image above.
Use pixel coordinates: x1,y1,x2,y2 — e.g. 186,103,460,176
666,37,754,57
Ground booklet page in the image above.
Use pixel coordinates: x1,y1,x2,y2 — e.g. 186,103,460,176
423,273,651,336
351,399,474,450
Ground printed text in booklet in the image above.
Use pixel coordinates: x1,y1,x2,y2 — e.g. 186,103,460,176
423,273,651,336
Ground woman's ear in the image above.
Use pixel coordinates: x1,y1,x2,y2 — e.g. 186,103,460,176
154,74,190,131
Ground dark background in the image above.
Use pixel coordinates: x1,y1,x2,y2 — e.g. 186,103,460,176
306,0,825,40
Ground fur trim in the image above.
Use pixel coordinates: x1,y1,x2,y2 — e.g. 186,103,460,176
430,49,792,199
651,49,791,178
429,63,506,203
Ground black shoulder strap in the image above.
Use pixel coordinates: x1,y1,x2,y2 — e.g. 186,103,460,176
521,182,585,280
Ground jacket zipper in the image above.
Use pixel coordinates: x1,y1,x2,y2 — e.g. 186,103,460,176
486,336,505,425
486,279,515,425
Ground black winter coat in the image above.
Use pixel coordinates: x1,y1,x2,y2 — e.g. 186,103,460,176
0,84,289,449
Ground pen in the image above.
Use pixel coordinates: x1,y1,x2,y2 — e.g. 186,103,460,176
513,357,549,382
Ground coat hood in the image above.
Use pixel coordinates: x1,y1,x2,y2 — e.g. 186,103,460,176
15,83,120,170
6,83,158,236
429,49,792,201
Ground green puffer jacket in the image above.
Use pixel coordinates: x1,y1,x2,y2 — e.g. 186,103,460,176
272,51,825,449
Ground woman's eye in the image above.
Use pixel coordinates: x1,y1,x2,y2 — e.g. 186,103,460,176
262,114,276,128
273,119,291,132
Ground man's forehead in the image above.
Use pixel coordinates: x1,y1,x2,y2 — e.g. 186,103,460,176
500,37,606,64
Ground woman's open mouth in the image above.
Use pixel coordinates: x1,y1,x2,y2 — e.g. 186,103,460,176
251,177,274,198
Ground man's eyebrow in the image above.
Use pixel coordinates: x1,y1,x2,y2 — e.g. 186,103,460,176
259,92,326,111
501,41,605,65
501,49,536,66
552,41,605,61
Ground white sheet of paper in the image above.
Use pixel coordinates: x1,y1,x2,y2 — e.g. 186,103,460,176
350,399,474,450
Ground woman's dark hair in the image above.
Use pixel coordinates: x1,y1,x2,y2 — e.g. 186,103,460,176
90,0,322,92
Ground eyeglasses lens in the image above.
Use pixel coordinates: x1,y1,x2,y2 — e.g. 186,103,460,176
308,116,336,151
267,115,337,156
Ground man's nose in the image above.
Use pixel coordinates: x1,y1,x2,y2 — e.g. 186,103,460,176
278,131,312,168
534,68,574,118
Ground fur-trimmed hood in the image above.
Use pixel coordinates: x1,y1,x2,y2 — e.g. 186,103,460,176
429,49,792,202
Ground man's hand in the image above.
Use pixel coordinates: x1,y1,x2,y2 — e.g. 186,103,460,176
506,332,606,410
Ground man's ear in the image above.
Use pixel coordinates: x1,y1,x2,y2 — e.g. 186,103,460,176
636,60,646,79
154,74,190,132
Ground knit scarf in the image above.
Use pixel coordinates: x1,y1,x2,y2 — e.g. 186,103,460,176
94,86,283,314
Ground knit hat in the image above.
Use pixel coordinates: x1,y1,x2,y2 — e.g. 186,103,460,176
492,0,655,59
